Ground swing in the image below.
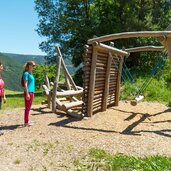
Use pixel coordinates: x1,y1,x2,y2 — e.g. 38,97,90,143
112,55,167,106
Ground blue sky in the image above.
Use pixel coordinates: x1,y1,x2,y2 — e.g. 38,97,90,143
0,0,46,55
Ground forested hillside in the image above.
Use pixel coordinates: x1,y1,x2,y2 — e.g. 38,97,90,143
0,52,77,91
4,53,46,65
0,53,23,91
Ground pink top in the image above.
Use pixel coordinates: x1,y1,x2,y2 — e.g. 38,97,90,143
0,78,4,96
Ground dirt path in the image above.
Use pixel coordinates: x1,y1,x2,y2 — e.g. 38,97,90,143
0,101,171,171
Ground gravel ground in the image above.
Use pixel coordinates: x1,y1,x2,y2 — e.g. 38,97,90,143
0,101,171,171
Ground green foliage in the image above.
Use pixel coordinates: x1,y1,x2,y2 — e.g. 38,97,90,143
74,148,171,171
35,0,171,67
73,68,83,86
33,64,64,90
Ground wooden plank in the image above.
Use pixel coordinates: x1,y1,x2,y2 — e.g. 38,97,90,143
87,46,97,117
102,54,112,111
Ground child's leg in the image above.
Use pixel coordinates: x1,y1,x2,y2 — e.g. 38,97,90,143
24,92,34,124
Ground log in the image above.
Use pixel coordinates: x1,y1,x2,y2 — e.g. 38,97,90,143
56,89,83,97
61,100,83,111
88,31,171,44
91,42,129,56
43,70,50,89
125,46,164,53
52,54,61,113
114,55,123,106
87,46,97,117
102,54,112,111
43,70,51,108
67,109,83,119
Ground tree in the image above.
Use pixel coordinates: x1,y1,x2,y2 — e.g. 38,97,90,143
35,0,171,82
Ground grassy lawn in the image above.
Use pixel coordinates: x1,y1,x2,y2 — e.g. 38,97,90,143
2,89,46,109
74,148,171,171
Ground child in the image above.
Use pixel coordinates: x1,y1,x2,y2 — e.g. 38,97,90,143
0,62,6,110
0,62,6,136
23,61,35,126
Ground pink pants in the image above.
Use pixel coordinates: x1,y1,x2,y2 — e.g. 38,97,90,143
24,92,34,124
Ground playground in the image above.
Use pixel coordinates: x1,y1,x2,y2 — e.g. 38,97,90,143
0,101,170,170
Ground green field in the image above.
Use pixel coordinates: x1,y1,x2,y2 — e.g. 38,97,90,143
2,89,46,109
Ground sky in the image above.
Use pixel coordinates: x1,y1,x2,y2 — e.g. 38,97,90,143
0,0,46,55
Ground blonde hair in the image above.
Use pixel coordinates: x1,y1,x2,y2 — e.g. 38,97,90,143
23,61,35,72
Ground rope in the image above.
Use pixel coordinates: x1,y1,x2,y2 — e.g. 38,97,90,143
112,55,167,98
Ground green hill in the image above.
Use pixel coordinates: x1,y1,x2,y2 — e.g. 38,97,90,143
4,53,46,65
0,52,78,91
0,53,23,91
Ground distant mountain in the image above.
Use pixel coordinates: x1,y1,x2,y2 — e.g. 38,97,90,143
4,53,46,65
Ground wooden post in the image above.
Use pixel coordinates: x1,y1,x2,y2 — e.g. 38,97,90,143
87,46,97,117
43,70,51,108
115,55,123,106
55,46,77,90
52,55,61,113
43,70,50,88
102,53,112,111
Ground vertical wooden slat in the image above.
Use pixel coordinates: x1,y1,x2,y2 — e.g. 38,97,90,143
115,55,123,106
102,53,112,111
87,46,97,117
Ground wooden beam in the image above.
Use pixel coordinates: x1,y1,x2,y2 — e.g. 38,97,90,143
93,42,129,56
125,46,164,53
114,55,123,106
87,46,97,117
52,56,61,113
43,70,51,108
88,31,171,44
102,53,112,111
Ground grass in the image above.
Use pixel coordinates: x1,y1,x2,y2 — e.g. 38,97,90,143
14,159,21,165
1,89,46,109
74,148,171,171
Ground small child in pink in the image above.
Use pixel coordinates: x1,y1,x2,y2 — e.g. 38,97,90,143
0,62,6,110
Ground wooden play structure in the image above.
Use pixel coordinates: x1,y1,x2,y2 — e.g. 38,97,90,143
42,47,83,118
42,30,171,118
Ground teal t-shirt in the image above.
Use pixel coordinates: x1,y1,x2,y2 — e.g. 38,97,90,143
23,72,35,92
